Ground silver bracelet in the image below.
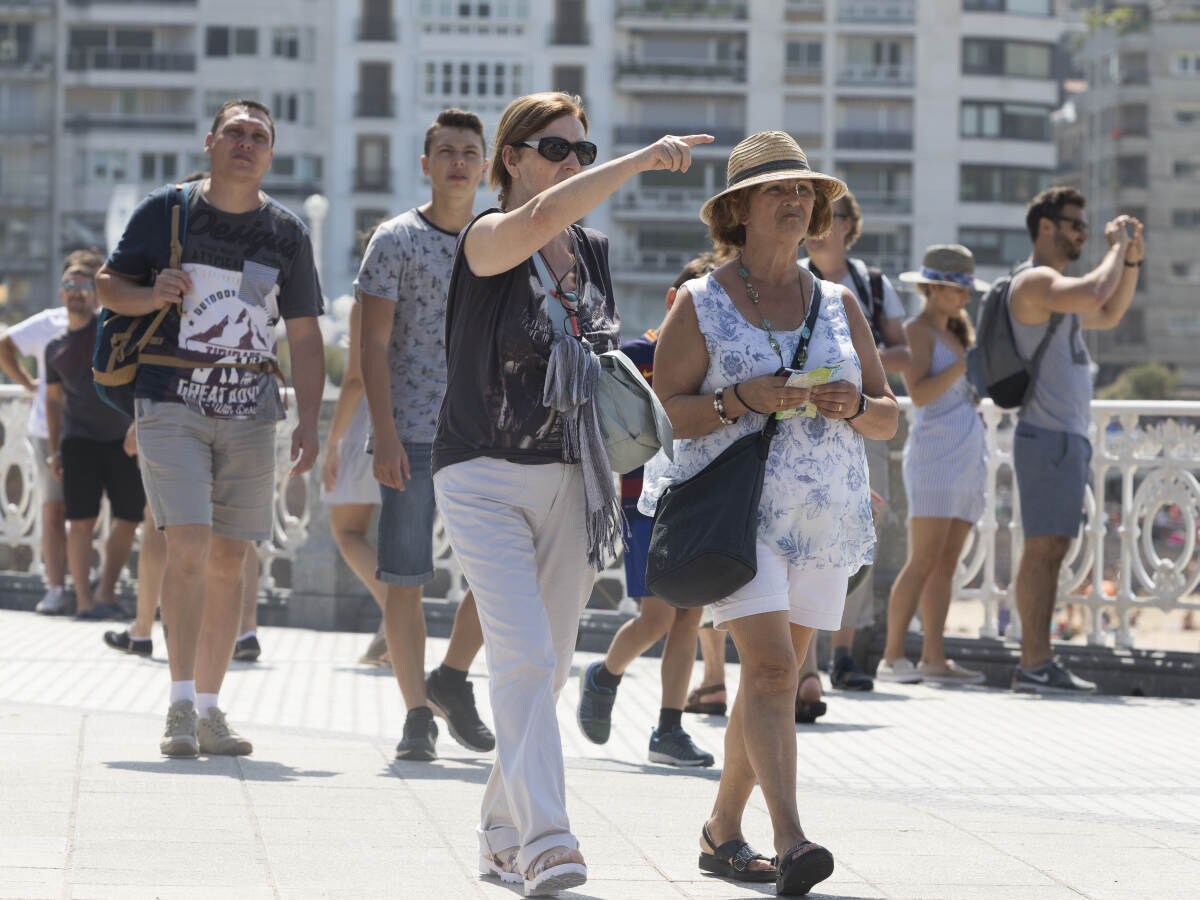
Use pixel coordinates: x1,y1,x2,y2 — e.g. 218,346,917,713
713,387,738,426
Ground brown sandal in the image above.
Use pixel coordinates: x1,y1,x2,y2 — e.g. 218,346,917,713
795,672,827,725
479,846,520,885
685,682,727,717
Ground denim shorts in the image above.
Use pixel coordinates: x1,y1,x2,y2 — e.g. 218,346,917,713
377,442,437,586
1013,421,1091,539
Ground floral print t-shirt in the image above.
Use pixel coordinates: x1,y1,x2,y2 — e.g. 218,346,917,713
354,208,458,444
639,271,875,572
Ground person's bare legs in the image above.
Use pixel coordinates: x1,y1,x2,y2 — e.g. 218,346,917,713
329,503,388,611
383,584,429,710
1016,534,1071,668
704,612,810,862
160,524,211,682
66,518,97,612
238,548,258,636
94,518,138,607
42,500,67,588
797,640,821,704
131,505,165,640
918,518,973,667
883,517,953,664
690,625,728,708
660,606,703,710
440,589,484,671
195,536,251,695
603,595,676,677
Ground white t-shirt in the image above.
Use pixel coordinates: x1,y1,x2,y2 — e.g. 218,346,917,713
4,307,69,438
800,257,904,342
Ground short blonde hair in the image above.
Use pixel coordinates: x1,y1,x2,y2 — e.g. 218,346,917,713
705,183,835,254
489,92,588,208
835,191,863,250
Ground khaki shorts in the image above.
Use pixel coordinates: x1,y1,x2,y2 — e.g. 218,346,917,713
134,399,277,541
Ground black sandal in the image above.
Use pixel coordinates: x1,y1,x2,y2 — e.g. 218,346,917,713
775,839,834,896
795,673,827,724
685,683,727,717
698,822,777,883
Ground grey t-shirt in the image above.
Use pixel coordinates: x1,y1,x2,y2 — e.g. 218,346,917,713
45,318,132,443
1010,279,1093,437
354,208,457,444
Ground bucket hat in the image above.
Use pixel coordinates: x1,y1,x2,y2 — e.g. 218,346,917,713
899,244,990,292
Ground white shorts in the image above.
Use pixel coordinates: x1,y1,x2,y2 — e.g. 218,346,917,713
711,542,849,632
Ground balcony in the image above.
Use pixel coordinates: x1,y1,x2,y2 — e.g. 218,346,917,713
615,124,744,145
836,129,913,150
0,112,53,135
0,54,54,77
614,248,697,277
354,93,395,118
851,189,912,213
615,58,746,84
64,112,194,132
356,17,397,41
0,178,51,209
784,61,823,83
0,0,55,12
837,0,915,23
837,62,914,86
616,1,747,19
353,167,392,193
66,0,195,5
65,48,196,73
613,187,711,217
785,0,825,20
549,21,590,44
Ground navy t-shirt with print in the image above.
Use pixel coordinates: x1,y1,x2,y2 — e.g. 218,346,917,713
433,210,620,474
105,184,324,421
45,318,133,444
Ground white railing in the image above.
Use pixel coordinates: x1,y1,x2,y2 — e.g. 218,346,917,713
2,385,1198,649
928,399,1200,649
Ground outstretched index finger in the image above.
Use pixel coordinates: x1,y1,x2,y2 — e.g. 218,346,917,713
680,134,715,147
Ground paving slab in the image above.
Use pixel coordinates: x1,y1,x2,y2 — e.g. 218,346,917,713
0,609,1197,898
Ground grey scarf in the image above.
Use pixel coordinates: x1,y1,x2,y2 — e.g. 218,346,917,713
543,332,622,570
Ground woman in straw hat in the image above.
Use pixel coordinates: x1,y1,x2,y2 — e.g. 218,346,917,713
877,245,990,686
639,131,898,895
430,90,711,897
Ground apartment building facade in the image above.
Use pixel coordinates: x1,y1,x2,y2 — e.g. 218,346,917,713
1061,1,1200,388
0,0,332,314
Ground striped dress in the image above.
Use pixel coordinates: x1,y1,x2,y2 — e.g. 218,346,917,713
902,336,986,523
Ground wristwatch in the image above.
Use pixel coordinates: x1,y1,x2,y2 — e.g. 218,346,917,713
846,393,868,421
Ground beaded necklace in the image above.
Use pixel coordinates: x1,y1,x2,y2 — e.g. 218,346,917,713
736,257,810,368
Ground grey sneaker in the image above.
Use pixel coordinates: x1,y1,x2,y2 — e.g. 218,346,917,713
576,661,617,745
197,707,253,755
395,707,438,761
1012,659,1096,695
648,727,714,767
160,700,199,758
35,586,69,615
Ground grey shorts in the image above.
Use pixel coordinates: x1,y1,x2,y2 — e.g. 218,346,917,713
31,436,63,505
1013,421,1091,539
134,398,277,541
376,443,436,586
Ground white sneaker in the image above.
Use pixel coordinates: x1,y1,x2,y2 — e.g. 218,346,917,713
35,586,68,615
876,657,923,684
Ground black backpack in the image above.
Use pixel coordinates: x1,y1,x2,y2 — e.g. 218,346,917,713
965,262,1061,408
805,258,887,345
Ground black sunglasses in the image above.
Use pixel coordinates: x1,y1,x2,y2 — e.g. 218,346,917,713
513,136,598,167
1052,215,1088,234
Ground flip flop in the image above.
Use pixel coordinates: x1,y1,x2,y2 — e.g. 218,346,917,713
775,839,834,896
684,682,727,716
698,822,777,883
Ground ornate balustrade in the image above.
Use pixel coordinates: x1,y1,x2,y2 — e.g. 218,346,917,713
1,385,1197,650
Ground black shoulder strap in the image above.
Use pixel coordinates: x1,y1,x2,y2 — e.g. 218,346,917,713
763,285,822,441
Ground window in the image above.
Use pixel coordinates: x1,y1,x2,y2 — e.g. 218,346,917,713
786,40,822,72
963,0,1051,13
1176,105,1200,126
75,150,130,185
422,58,524,100
271,28,311,60
552,65,584,98
1171,261,1200,282
203,90,259,118
0,23,34,64
962,38,1052,78
206,27,257,58
140,152,178,182
1172,52,1200,77
1171,209,1200,229
272,91,314,125
960,165,1052,203
961,100,1051,141
1116,155,1147,189
1175,159,1200,178
959,227,1027,267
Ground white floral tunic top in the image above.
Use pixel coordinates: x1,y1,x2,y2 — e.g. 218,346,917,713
639,270,875,572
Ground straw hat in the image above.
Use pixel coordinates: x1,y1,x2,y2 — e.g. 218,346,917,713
699,131,847,225
899,244,990,292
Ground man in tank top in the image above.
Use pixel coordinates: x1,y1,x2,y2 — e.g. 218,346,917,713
1008,186,1144,694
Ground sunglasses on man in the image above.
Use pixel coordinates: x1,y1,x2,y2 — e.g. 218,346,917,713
1052,215,1088,234
513,136,598,167
60,279,96,295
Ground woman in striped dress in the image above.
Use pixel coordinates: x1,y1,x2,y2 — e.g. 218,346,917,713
877,245,988,686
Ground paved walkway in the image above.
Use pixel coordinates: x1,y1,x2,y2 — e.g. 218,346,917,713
1,609,1198,899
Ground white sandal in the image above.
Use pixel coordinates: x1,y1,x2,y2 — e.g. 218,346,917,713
523,846,587,897
479,846,521,884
